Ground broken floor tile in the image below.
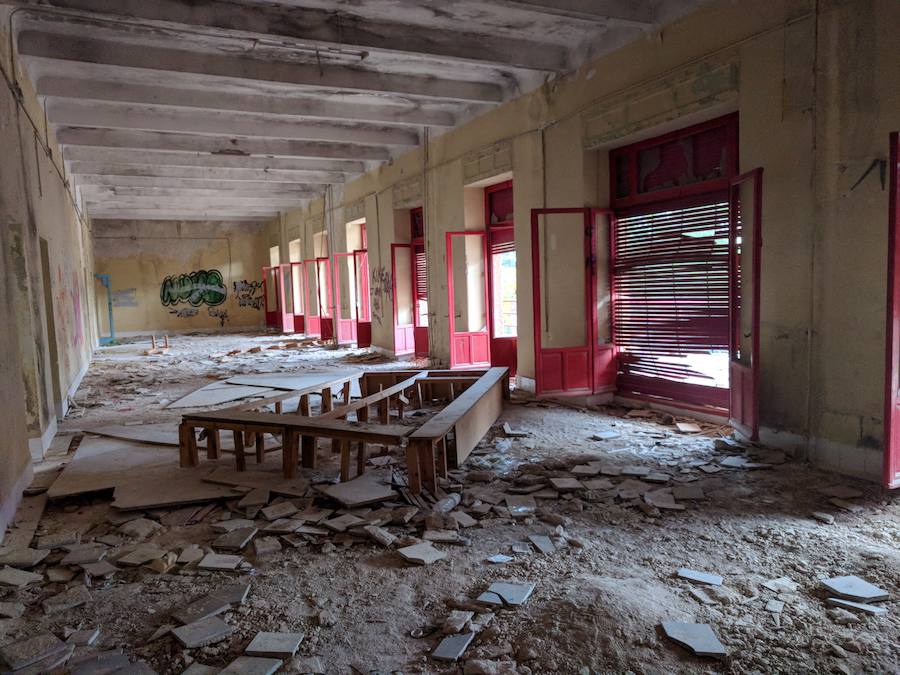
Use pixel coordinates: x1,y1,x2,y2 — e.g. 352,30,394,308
323,514,365,533
591,430,620,441
178,545,205,565
677,568,723,586
698,464,722,474
43,585,91,614
675,422,701,433
688,588,715,605
69,649,131,675
616,479,651,500
220,656,283,674
116,546,165,567
761,576,799,593
423,530,463,544
118,518,163,540
0,566,43,588
211,519,256,533
237,488,270,509
765,599,785,614
829,498,863,513
477,581,536,607
660,622,726,658
571,464,601,477
486,554,513,564
263,519,304,534
827,607,860,625
644,489,686,511
198,553,243,571
621,465,651,477
173,594,232,625
82,560,119,578
46,566,76,583
819,485,864,499
820,575,888,602
812,511,835,525
253,537,282,557
432,632,475,662
442,610,474,634
61,544,108,566
261,502,298,521
504,496,537,518
0,633,67,671
527,534,555,555
548,477,584,491
0,601,25,618
825,597,889,615
672,485,706,501
213,527,258,552
362,525,395,548
181,664,219,675
172,616,234,648
67,627,100,646
0,547,49,569
245,631,304,658
581,478,614,491
397,542,446,565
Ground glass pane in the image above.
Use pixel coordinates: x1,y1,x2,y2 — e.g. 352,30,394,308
355,252,370,321
594,212,611,344
305,264,319,315
539,213,585,348
337,255,353,320
450,234,486,333
265,268,277,310
491,250,517,336
735,180,756,367
393,246,413,325
281,266,293,312
288,239,302,263
317,260,331,317
291,264,303,313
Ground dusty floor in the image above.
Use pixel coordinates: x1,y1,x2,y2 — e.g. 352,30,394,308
2,332,898,674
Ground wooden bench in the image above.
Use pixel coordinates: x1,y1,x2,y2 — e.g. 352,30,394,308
405,367,510,494
179,410,412,481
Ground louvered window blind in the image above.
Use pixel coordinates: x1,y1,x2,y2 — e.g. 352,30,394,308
612,195,731,409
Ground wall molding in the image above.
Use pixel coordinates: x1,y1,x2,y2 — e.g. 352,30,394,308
0,461,34,545
462,140,513,184
392,175,424,209
582,50,740,150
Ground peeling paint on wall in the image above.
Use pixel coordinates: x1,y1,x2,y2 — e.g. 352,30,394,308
111,288,138,307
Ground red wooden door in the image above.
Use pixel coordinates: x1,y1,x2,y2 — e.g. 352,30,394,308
447,231,490,368
354,249,372,348
302,258,321,337
289,261,305,334
591,209,617,393
316,257,334,341
262,265,294,332
728,168,763,440
391,243,415,355
333,252,357,344
884,132,900,488
530,208,596,395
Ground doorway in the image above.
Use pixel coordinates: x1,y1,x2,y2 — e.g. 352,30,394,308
446,231,490,368
484,181,518,376
39,238,62,416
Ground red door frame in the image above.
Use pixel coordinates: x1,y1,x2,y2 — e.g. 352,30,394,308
484,180,518,376
391,243,415,355
446,230,491,368
333,252,357,344
262,264,295,332
884,132,900,488
353,249,372,348
289,261,305,334
315,256,334,341
302,258,321,337
410,207,429,357
530,208,615,396
728,168,763,441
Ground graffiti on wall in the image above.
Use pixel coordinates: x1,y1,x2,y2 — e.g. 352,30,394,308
208,307,229,327
369,265,392,325
112,288,138,307
160,269,227,307
233,279,264,310
168,307,199,318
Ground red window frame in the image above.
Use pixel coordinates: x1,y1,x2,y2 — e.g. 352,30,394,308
884,132,900,488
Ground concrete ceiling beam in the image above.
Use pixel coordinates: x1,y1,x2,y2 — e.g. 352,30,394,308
36,76,457,128
90,212,275,222
79,186,316,199
56,127,391,161
17,31,506,103
46,99,421,147
27,0,567,72
480,0,655,27
71,174,327,192
84,200,305,212
62,147,365,173
68,163,347,184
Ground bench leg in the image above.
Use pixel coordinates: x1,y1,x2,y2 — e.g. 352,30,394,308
339,440,351,482
416,439,437,495
255,433,265,463
207,428,220,460
179,423,199,468
378,398,389,424
357,405,369,423
298,393,310,415
301,435,317,468
356,441,366,477
233,430,246,471
342,380,352,405
282,429,298,479
436,437,448,478
321,387,333,413
406,443,422,494
243,430,253,446
274,401,283,414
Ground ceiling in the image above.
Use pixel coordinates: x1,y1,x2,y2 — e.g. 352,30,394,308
9,0,711,222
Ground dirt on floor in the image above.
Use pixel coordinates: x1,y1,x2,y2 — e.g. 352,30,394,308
1,332,898,674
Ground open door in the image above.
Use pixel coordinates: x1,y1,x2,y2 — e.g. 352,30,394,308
303,258,321,337
333,252,357,344
447,231,490,368
530,208,595,395
290,261,305,334
262,264,294,332
354,249,372,348
884,132,900,488
316,257,334,341
728,168,763,440
391,243,415,354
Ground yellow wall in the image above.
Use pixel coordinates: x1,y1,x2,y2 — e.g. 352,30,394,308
94,220,268,333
